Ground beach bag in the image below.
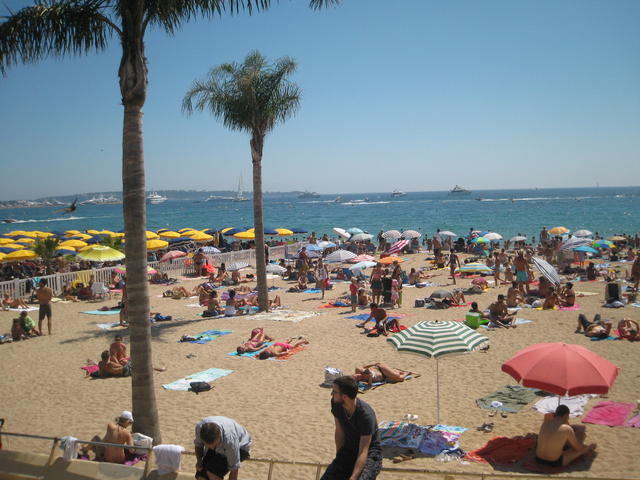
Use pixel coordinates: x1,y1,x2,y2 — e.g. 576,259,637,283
188,381,212,394
154,313,172,322
414,299,425,308
162,290,173,298
605,282,621,302
322,367,343,387
132,433,153,455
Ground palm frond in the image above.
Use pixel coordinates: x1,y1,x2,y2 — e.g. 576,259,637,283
0,0,117,74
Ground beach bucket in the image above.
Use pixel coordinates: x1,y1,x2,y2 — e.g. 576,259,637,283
465,312,486,329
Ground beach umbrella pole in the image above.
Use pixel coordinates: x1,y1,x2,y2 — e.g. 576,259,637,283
436,358,440,425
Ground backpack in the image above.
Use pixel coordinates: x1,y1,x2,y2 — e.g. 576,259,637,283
188,381,212,394
414,299,425,308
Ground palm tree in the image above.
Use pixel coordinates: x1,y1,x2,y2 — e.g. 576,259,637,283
33,237,60,274
183,51,301,310
1,0,339,441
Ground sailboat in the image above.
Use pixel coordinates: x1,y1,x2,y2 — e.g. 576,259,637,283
232,173,249,202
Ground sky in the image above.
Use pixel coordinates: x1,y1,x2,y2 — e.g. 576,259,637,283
1,0,639,200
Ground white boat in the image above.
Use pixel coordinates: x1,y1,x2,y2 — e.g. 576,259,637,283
391,189,406,197
298,190,320,199
147,192,167,204
81,195,122,205
233,173,249,202
449,185,471,195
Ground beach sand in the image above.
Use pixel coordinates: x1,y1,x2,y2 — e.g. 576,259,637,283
1,253,639,479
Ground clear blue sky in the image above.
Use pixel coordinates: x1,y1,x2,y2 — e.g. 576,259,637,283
1,0,639,200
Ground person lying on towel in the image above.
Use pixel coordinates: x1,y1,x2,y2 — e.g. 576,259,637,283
258,337,309,359
576,314,612,339
236,328,274,354
353,363,411,386
536,404,596,467
618,319,639,341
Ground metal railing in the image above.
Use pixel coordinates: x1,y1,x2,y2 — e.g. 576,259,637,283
0,243,307,300
0,431,634,480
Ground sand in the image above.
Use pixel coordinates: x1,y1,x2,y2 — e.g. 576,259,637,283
1,253,639,479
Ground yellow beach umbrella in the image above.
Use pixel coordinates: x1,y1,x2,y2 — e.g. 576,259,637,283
15,237,36,244
7,230,29,236
77,245,125,262
98,230,118,237
3,250,37,261
220,227,235,234
86,229,101,235
17,231,37,238
65,230,82,235
34,231,54,238
77,245,95,252
608,236,626,242
178,228,194,233
188,232,213,242
234,231,256,240
275,228,294,236
2,244,25,250
71,233,93,240
0,253,5,261
0,238,15,245
159,231,181,238
548,226,569,235
146,231,159,239
147,239,169,251
59,239,88,248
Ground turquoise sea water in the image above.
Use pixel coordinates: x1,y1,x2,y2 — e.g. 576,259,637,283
1,187,638,240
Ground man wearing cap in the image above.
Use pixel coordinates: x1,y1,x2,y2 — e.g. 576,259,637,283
95,411,134,463
194,416,251,480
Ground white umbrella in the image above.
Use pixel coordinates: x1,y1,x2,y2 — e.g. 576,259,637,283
382,230,402,240
351,233,373,242
266,264,286,274
349,261,377,271
325,249,357,263
573,229,593,238
201,246,221,254
560,236,593,251
532,257,561,285
401,230,422,239
317,241,336,249
227,262,249,272
483,232,502,241
510,236,527,242
333,227,351,239
439,231,457,237
387,321,489,423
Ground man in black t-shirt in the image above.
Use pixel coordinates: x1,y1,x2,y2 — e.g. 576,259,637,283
321,376,382,480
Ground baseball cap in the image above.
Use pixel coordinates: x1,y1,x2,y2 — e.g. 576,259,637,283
119,411,133,422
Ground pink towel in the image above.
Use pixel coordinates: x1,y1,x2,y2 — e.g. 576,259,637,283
559,303,581,311
582,401,635,427
625,414,640,428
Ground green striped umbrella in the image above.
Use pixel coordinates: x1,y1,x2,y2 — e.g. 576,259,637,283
387,321,489,423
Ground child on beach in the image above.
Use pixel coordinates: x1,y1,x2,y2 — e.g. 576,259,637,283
349,278,358,312
390,278,400,308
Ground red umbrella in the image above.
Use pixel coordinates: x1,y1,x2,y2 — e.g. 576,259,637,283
386,239,409,255
502,343,619,396
159,250,187,263
349,254,375,263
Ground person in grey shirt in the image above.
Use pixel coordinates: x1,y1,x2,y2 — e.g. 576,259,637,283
194,416,251,480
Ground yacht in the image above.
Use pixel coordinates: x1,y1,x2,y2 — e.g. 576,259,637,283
81,195,122,205
147,192,168,204
233,174,249,202
298,190,320,199
391,189,406,197
448,185,471,195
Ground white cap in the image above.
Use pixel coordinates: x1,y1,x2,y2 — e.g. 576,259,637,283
119,411,133,422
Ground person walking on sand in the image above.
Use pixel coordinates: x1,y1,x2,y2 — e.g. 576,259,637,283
513,251,531,295
316,259,329,299
446,252,461,285
36,278,53,335
321,376,382,480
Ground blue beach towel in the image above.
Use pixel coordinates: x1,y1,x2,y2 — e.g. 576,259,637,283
590,335,620,341
82,309,121,315
227,342,274,357
347,314,402,321
162,368,233,391
180,330,232,344
303,288,321,294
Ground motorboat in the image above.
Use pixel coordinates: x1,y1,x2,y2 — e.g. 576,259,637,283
146,192,167,204
391,190,406,197
448,185,471,195
81,195,122,205
298,190,320,199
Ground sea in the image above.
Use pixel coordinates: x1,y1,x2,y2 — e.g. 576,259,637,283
1,187,638,241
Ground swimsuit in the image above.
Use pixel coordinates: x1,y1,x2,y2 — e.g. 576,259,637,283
274,342,291,350
516,269,529,282
535,455,563,467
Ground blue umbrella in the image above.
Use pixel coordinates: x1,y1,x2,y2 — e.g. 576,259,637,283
168,236,192,243
0,247,17,253
574,245,599,254
263,228,279,235
305,244,324,252
55,249,77,256
223,228,243,236
289,227,307,234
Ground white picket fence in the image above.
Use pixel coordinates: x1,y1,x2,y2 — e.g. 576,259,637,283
0,242,305,300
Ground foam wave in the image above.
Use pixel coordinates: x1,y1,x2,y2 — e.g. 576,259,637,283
2,216,87,223
342,201,391,205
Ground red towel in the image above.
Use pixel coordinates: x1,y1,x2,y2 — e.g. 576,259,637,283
465,434,537,464
582,401,636,427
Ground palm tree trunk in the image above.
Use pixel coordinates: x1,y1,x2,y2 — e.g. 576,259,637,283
251,132,269,311
119,4,161,443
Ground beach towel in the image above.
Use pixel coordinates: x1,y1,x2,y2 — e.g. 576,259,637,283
227,342,273,358
346,313,409,321
625,414,640,428
185,303,203,308
533,394,594,417
96,322,124,330
559,303,581,311
480,318,533,329
303,288,321,293
576,291,598,296
247,309,320,323
179,330,232,344
582,401,636,427
81,309,121,315
318,301,350,308
7,306,39,312
590,335,620,341
153,445,185,475
465,434,537,464
269,345,306,361
476,385,540,413
357,373,420,393
631,303,640,308
378,421,465,455
162,368,233,391
80,364,99,375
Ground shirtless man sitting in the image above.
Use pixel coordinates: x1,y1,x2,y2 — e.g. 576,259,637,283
109,335,128,366
488,295,515,328
535,404,596,467
559,282,576,307
576,314,612,339
89,411,134,463
236,327,274,354
353,363,411,386
542,286,560,310
506,281,525,308
258,337,309,359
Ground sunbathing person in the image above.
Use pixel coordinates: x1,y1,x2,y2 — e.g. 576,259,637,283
586,262,597,281
61,283,79,302
2,293,29,310
353,363,411,386
542,287,559,310
488,295,515,328
109,335,128,366
287,275,308,292
576,314,612,338
236,327,274,354
356,303,388,333
224,289,247,316
96,350,128,377
87,411,134,463
202,291,222,317
559,282,576,307
535,404,596,467
449,289,466,306
246,294,282,308
357,288,370,306
617,319,639,341
506,281,525,308
169,286,193,299
258,337,309,359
